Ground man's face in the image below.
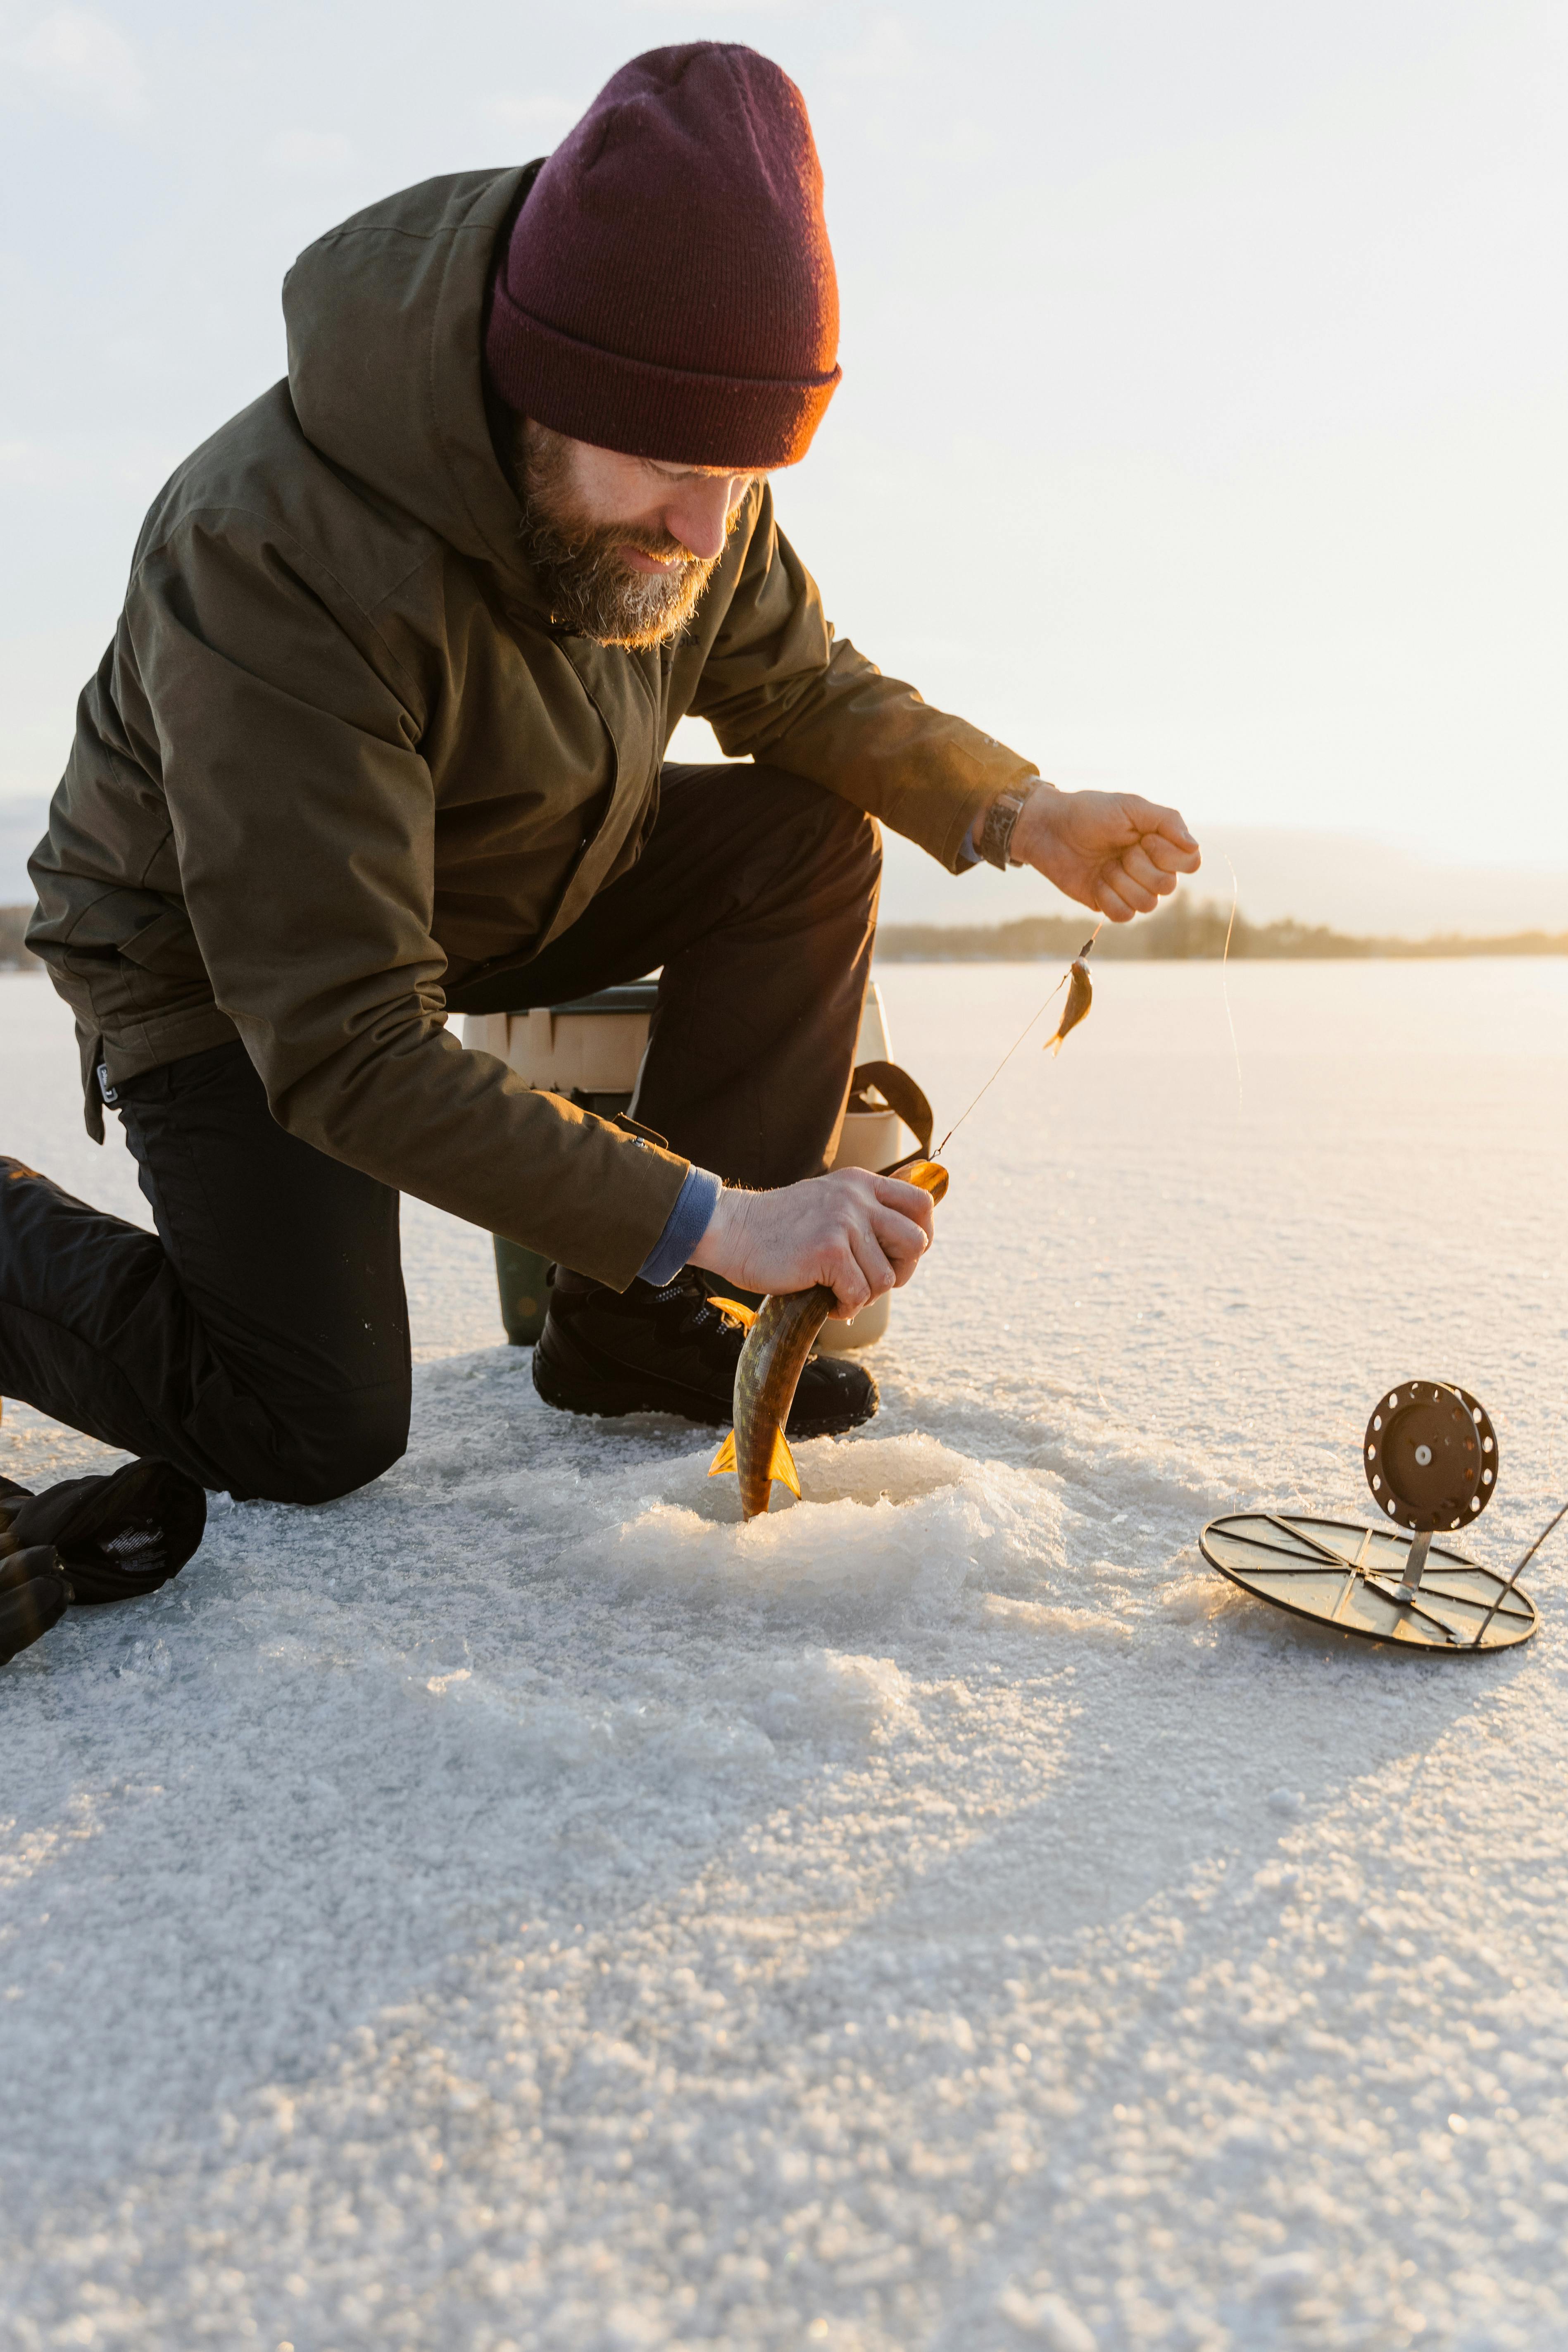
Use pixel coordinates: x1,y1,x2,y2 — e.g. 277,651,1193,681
514,421,759,650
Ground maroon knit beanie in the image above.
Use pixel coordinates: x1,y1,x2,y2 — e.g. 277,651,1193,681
485,43,840,468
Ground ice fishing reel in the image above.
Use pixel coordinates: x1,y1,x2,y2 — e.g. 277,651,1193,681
1363,1381,1497,1533
1199,1379,1541,1653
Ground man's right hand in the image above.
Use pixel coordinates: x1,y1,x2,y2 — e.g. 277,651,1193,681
688,1168,937,1318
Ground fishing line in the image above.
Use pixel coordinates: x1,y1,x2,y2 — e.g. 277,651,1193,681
933,855,1224,1437
1219,852,1244,1116
1470,1497,1568,1646
935,919,1105,1156
1064,857,1231,1416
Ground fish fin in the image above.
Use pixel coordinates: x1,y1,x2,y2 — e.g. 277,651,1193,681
768,1427,802,1500
706,1295,758,1329
1044,1031,1065,1056
708,1431,737,1478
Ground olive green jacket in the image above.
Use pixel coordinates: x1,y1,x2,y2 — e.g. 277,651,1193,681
29,166,1036,1286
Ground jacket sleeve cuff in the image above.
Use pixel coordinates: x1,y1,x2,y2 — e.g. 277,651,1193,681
636,1165,724,1287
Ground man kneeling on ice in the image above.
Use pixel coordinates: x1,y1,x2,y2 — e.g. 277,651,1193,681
4,43,1199,1506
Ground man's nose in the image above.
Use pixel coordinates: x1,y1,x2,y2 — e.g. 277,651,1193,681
662,478,740,562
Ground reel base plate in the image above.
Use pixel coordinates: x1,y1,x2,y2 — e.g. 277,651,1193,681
1200,1512,1537,1652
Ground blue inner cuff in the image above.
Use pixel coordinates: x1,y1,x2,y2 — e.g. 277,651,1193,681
638,1165,724,1287
955,816,982,871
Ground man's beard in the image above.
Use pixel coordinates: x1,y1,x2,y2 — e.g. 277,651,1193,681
514,421,730,650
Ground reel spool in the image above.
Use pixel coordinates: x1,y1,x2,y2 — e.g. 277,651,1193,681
1199,1380,1537,1653
1363,1381,1497,1534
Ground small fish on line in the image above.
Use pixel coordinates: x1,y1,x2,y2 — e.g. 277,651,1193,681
709,1159,951,1520
1043,935,1096,1057
934,928,1101,1155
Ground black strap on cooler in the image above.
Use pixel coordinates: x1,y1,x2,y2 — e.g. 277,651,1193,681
845,1060,935,1171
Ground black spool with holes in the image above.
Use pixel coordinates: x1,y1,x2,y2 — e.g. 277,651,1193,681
1363,1382,1498,1532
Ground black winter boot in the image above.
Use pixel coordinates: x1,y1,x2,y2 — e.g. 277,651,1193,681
532,1268,878,1435
0,1457,207,1667
0,1547,71,1666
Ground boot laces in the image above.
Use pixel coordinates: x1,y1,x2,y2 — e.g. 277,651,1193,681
645,1270,746,1345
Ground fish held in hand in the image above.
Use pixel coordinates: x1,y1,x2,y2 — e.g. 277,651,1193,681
1044,937,1096,1057
709,1159,950,1520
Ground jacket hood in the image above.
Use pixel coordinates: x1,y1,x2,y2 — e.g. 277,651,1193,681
284,167,540,586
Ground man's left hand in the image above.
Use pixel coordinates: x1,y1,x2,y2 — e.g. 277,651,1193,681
1011,786,1201,922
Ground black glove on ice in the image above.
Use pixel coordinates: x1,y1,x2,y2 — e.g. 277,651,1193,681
0,1457,207,1667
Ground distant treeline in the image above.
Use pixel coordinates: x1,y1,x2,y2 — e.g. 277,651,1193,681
876,897,1568,962
6,897,1566,974
0,907,36,969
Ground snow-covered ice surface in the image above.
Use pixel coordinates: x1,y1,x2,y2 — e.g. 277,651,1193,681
4,956,1568,2352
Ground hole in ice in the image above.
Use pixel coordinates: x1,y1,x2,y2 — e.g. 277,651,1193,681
788,1434,969,1511
672,1433,970,1521
559,1437,1010,1616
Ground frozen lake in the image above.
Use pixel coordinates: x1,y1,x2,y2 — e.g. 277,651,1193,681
4,955,1568,2350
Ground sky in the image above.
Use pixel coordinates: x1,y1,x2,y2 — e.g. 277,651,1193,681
2,0,1564,924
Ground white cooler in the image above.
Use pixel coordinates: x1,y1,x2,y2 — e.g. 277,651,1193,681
462,981,926,1351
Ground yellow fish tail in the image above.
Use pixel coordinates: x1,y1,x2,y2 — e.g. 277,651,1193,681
768,1426,802,1500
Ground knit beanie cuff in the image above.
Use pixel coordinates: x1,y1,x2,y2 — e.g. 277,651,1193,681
485,281,841,469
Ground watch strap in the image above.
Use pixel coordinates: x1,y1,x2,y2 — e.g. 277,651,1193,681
977,776,1046,870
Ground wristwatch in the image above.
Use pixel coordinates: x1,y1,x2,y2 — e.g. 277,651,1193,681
977,775,1050,870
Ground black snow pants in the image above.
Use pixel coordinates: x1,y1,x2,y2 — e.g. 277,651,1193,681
0,765,880,1503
